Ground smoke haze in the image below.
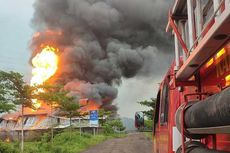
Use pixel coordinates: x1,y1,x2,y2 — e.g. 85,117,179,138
30,0,173,112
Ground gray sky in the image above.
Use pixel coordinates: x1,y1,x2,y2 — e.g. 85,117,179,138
0,0,164,119
0,0,34,81
116,77,161,118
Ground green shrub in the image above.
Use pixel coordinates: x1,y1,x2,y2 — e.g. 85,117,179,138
144,120,153,130
102,119,125,134
0,141,19,153
8,128,126,153
41,132,51,143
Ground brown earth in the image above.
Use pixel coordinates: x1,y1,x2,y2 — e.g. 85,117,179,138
81,133,153,153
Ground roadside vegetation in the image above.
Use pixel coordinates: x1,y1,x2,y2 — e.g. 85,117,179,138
34,130,124,153
1,129,125,153
0,118,126,153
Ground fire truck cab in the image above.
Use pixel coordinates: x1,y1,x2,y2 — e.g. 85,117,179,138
153,0,230,153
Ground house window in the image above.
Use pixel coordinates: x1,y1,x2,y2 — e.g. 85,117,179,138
24,116,36,127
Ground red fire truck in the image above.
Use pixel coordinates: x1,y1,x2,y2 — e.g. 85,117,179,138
153,0,230,153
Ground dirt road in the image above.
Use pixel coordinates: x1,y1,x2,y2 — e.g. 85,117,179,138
82,133,153,153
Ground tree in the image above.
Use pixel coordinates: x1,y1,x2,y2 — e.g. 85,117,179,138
0,79,15,113
36,84,81,138
35,84,76,142
98,109,112,126
35,83,80,127
57,96,80,139
58,96,80,127
0,71,35,153
35,83,64,103
138,98,156,120
0,71,34,113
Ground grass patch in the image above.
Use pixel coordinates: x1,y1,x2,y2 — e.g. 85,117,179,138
7,130,125,153
2,119,126,152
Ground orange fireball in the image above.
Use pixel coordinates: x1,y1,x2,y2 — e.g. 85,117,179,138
30,45,59,109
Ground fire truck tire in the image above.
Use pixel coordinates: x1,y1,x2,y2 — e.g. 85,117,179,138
176,141,229,153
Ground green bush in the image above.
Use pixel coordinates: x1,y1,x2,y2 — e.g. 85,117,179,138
1,128,125,153
144,120,153,130
102,119,125,134
0,141,19,153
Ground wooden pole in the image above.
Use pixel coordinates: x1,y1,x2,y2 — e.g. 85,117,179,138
93,127,96,136
21,105,24,153
51,104,53,146
79,118,82,136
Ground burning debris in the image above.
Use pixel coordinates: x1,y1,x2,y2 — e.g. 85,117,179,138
29,0,173,113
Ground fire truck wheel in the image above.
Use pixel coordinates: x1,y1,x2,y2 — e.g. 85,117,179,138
176,141,206,153
176,141,229,153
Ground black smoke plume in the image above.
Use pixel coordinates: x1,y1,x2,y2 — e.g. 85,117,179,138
30,0,173,112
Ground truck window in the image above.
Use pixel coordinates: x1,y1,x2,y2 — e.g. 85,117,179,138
160,83,169,124
154,90,161,134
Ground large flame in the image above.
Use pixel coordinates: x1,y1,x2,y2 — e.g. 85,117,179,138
30,46,58,109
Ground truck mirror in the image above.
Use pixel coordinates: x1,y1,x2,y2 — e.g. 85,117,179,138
135,112,145,128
